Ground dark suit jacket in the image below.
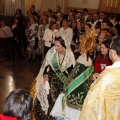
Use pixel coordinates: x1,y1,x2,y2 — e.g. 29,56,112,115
115,23,120,36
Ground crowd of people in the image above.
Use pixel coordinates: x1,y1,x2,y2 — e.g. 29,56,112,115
0,4,120,120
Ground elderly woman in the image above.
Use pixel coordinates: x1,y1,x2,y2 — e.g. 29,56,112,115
43,21,58,56
30,37,75,120
26,16,39,62
37,16,49,60
58,19,73,48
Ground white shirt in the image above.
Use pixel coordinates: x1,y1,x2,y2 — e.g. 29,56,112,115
43,28,58,47
0,26,13,38
58,27,73,47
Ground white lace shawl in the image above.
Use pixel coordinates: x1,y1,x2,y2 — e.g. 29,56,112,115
36,47,75,114
77,54,92,66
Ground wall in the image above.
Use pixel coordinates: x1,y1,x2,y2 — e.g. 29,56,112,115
69,0,100,9
35,0,41,12
0,0,5,15
36,0,100,13
24,0,35,15
2,0,120,16
41,0,56,12
39,0,64,13
99,0,120,14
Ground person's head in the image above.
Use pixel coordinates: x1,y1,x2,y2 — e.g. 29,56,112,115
15,9,22,15
77,21,85,32
114,15,120,23
77,12,83,19
98,32,106,44
67,9,72,15
41,16,48,25
95,25,101,36
47,9,52,17
103,35,112,42
109,36,120,62
71,20,77,29
39,10,46,17
3,89,33,120
54,37,66,53
51,15,57,22
49,21,57,30
101,19,111,29
99,11,106,19
101,28,110,34
87,13,93,21
30,5,35,12
27,10,32,17
56,5,61,13
83,8,88,16
100,40,111,56
77,21,81,30
85,23,92,33
57,13,63,21
101,28,113,38
93,13,99,21
69,13,76,21
0,20,6,27
79,32,85,42
14,17,21,23
62,19,69,27
14,17,22,26
73,9,78,15
29,16,37,24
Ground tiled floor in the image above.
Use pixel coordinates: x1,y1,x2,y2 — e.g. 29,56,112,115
0,53,42,113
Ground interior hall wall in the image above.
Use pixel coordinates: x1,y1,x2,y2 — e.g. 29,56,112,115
69,0,100,9
25,0,35,15
0,0,5,15
99,0,120,14
41,0,56,12
35,0,100,13
35,0,41,13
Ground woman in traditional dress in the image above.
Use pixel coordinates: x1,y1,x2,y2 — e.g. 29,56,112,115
50,31,96,120
30,36,75,120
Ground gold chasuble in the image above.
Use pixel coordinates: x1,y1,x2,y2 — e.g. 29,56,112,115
79,62,120,120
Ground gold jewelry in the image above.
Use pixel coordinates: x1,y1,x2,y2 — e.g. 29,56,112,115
79,31,96,55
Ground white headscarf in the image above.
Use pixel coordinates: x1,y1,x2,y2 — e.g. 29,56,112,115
61,36,71,48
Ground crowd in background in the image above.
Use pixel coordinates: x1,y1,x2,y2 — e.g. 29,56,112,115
0,5,120,63
0,4,120,120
